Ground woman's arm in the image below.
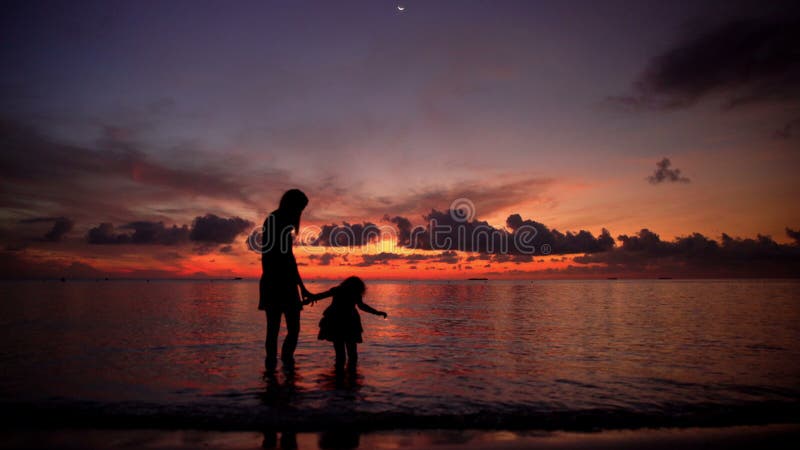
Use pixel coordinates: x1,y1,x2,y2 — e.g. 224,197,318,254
357,301,387,318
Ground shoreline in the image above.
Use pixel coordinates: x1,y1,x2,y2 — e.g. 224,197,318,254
1,424,798,449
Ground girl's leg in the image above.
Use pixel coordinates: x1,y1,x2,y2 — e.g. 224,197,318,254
333,340,346,371
345,342,358,370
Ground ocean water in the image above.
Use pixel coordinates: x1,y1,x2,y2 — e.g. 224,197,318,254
0,279,798,431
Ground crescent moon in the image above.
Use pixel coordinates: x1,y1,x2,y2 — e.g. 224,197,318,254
397,5,405,12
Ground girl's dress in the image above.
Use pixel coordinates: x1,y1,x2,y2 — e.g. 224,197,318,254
317,287,364,343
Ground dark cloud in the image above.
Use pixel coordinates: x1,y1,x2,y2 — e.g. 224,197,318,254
354,250,462,267
87,221,190,245
647,158,690,184
311,207,614,258
399,208,613,256
572,228,800,277
88,214,251,246
355,252,404,267
44,217,74,242
311,222,382,246
409,209,511,253
433,250,460,264
308,253,337,266
505,214,616,254
124,221,190,245
87,223,131,245
787,228,800,244
613,12,800,110
383,215,413,246
19,216,74,242
189,214,254,244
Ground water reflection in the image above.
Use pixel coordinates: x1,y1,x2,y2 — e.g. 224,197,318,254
319,428,360,449
1,280,799,427
260,364,302,407
261,430,297,449
318,367,364,393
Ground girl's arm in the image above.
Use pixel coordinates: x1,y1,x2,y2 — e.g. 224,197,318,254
357,300,387,318
302,289,334,305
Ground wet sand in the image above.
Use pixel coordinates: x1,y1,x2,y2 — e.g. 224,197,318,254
1,424,798,449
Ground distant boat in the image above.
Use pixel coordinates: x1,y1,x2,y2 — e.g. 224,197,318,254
468,277,489,281
658,277,673,279
607,277,618,280
233,277,243,280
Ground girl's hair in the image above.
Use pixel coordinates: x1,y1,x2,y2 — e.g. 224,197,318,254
278,189,308,233
338,276,366,296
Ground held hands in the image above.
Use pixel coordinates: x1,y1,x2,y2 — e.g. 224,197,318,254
301,292,322,306
300,287,315,305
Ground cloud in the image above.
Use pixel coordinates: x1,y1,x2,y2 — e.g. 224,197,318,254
19,217,74,242
87,223,131,245
787,227,800,244
308,253,337,266
433,250,460,264
308,205,615,259
383,215,412,246
319,253,336,266
87,221,190,245
353,250,462,267
44,217,74,242
647,158,690,184
124,221,190,245
190,214,254,244
311,222,382,246
572,228,800,277
612,12,800,110
398,209,614,256
354,252,405,267
87,214,251,246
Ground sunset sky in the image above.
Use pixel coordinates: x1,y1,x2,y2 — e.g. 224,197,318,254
2,0,799,279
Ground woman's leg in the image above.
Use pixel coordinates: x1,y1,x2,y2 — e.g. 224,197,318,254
281,305,300,363
345,342,358,370
264,306,282,369
333,340,346,371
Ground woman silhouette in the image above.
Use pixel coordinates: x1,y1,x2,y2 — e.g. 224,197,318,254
259,189,312,370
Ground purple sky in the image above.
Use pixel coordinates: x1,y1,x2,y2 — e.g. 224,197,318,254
2,0,798,278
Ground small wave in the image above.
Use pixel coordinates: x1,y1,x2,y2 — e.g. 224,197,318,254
554,379,602,390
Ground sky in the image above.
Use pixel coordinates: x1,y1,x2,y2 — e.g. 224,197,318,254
1,0,799,279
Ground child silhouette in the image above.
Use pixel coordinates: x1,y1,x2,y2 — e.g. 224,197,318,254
303,276,387,372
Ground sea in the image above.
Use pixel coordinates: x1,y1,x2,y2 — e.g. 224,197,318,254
0,279,798,432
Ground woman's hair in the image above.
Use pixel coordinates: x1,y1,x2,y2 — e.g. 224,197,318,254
278,189,308,233
338,276,366,296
